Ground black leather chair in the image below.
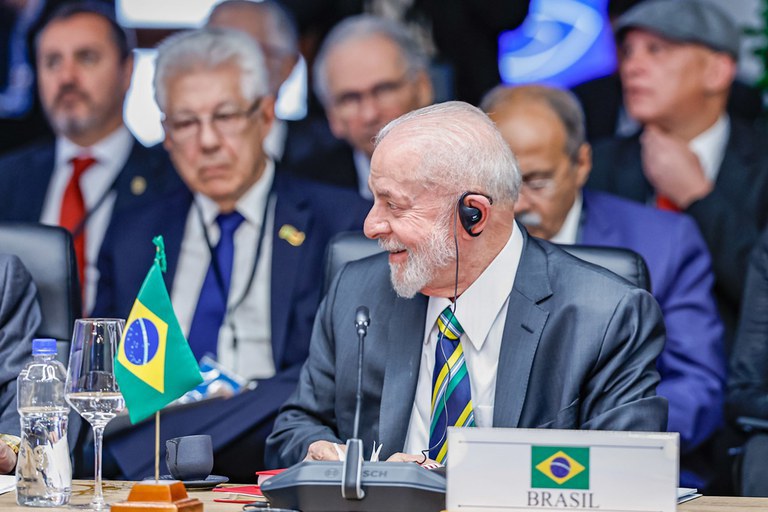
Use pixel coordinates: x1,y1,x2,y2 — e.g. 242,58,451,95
323,230,651,295
0,222,81,363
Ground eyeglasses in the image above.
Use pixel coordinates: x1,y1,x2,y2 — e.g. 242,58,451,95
163,97,262,144
332,74,411,118
519,175,557,197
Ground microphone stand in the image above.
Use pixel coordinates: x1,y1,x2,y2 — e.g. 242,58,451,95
342,306,370,500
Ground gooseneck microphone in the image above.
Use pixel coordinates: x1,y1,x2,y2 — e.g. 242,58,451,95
353,306,370,439
260,304,445,512
343,306,371,500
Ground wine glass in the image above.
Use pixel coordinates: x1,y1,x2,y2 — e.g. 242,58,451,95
65,318,126,510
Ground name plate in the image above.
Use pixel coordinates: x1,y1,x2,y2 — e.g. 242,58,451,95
447,427,678,512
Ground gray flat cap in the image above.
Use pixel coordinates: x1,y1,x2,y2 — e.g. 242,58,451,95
616,0,740,58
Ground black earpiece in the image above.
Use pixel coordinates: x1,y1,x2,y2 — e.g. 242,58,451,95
458,191,492,237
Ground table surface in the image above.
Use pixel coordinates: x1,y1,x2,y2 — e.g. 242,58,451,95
0,480,767,511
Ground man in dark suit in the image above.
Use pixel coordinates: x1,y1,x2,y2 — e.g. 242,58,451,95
283,15,433,198
266,101,667,467
482,84,724,488
0,254,42,474
0,2,177,313
93,27,370,482
205,0,344,169
728,226,768,496
586,0,768,348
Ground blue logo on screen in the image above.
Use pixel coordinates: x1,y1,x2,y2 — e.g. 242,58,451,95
498,0,615,88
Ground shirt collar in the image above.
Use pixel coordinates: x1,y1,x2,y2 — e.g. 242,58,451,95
56,125,133,169
195,159,275,228
425,222,524,351
550,191,583,245
689,114,729,182
353,149,373,200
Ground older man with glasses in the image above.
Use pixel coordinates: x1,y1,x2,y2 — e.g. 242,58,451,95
92,27,371,482
282,15,433,199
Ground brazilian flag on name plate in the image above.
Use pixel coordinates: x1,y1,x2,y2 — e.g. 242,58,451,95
115,236,203,423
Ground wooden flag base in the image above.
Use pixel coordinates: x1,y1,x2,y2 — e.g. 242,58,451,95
111,481,203,512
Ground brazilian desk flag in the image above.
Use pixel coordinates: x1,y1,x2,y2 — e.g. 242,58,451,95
115,236,203,424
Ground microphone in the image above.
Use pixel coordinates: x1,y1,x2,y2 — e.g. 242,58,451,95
343,306,370,500
261,305,445,512
355,306,370,337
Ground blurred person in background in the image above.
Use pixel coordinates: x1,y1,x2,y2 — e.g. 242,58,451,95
0,254,41,474
0,1,177,313
483,84,725,488
588,0,768,352
284,15,433,198
206,0,344,168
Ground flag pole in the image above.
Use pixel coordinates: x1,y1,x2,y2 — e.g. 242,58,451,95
155,411,160,482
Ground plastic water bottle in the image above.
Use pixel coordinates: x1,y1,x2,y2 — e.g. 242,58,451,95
15,338,71,507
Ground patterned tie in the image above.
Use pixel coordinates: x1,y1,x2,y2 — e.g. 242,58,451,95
187,211,245,361
429,306,475,463
60,156,96,290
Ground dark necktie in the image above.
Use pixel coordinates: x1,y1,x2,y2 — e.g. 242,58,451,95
60,156,96,290
429,306,474,463
187,211,245,361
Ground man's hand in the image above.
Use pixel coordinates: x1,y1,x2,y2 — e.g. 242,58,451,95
304,440,346,461
640,126,714,209
0,441,17,474
386,452,439,466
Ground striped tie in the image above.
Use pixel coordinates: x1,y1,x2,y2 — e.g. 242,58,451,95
429,306,475,463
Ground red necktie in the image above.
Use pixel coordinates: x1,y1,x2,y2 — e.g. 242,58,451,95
655,194,681,213
60,156,96,289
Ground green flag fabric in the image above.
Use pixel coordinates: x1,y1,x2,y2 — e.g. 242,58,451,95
115,236,203,423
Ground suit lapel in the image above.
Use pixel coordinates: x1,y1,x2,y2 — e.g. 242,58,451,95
379,293,427,454
715,119,757,201
158,189,192,288
25,144,56,220
493,230,552,427
270,176,312,367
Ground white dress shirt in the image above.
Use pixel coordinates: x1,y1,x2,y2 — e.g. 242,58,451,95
171,161,276,380
39,126,133,313
689,114,729,183
352,150,373,200
402,223,524,455
549,192,582,245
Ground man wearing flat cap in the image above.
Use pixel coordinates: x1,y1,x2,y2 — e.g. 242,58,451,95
589,0,768,355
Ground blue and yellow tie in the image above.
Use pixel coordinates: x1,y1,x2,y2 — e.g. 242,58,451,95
429,306,475,463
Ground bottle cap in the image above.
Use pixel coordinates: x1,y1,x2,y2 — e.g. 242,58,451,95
32,338,57,356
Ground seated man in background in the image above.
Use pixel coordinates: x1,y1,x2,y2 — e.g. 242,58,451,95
587,0,768,349
0,2,177,313
93,28,371,482
727,226,768,496
0,254,42,474
481,84,725,488
206,0,343,168
284,15,433,198
266,102,667,467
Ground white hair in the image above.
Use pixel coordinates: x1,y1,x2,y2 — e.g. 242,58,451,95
375,101,521,205
154,27,269,111
313,14,428,107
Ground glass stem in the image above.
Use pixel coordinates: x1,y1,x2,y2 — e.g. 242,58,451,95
92,425,106,508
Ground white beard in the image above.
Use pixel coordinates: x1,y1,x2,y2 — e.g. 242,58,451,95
378,220,455,298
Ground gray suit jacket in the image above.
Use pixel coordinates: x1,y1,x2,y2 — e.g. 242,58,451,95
265,231,668,467
0,254,41,436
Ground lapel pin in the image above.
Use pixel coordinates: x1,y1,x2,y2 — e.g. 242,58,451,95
130,176,147,196
278,224,306,247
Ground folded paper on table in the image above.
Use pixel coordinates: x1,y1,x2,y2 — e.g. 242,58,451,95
0,475,14,495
